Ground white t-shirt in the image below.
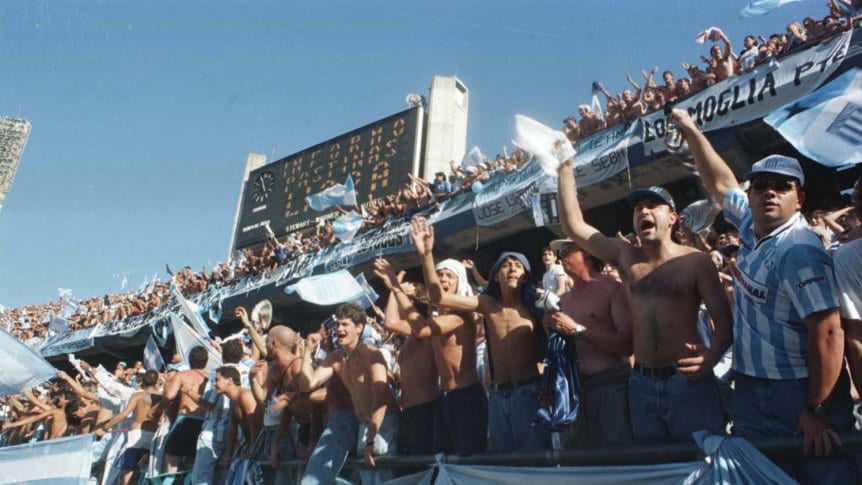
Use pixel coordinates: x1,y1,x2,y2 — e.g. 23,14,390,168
834,238,862,320
542,264,567,295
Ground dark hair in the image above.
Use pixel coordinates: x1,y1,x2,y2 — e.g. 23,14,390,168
216,366,241,386
221,339,243,364
335,303,366,326
188,346,209,370
663,70,673,77
142,370,159,387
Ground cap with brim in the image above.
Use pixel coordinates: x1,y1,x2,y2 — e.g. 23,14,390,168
743,155,805,187
549,238,578,253
627,186,676,212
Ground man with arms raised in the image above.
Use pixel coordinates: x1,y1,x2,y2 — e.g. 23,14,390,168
409,216,548,452
96,370,163,485
557,161,732,443
298,303,399,484
672,109,857,483
375,256,487,455
162,345,210,472
546,239,635,447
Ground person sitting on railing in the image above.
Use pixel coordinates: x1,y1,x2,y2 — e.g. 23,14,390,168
738,35,760,73
647,69,678,105
704,27,735,82
620,74,646,122
595,83,625,127
562,116,580,143
577,104,605,137
786,21,808,50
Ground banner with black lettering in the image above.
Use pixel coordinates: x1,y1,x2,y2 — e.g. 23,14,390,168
641,31,852,155
472,161,544,226
570,120,639,187
322,220,413,273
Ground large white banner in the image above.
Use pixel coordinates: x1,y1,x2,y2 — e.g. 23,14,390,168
570,120,639,187
284,269,365,306
642,31,853,155
0,327,56,396
0,434,94,485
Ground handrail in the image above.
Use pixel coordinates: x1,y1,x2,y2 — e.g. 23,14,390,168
271,432,862,473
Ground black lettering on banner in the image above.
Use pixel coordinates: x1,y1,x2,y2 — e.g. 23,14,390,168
703,96,717,122
716,89,732,116
747,78,756,105
757,72,776,101
794,61,813,86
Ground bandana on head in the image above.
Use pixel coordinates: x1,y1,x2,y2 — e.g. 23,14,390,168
435,259,474,297
486,252,532,300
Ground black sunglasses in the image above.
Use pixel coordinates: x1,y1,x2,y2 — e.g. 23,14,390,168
750,179,795,192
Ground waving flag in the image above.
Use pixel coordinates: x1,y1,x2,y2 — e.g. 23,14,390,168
305,174,357,211
58,288,73,300
0,434,94,484
285,270,364,306
0,327,56,396
739,0,803,18
332,212,364,242
765,68,862,168
460,146,485,169
171,285,211,338
47,314,71,338
170,314,221,372
143,334,165,372
512,115,576,176
354,273,380,309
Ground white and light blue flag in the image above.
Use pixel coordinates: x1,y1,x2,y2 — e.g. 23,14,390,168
0,327,56,396
305,174,357,211
60,300,79,320
740,0,803,18
143,334,165,372
765,68,862,168
512,115,576,176
169,314,221,372
0,434,94,485
354,273,380,309
171,285,212,338
332,212,364,243
285,270,365,306
48,313,70,338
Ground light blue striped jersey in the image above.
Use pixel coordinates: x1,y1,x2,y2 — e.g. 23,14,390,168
199,362,251,442
723,188,839,379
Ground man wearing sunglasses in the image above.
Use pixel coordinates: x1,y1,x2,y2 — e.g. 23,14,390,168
670,109,857,484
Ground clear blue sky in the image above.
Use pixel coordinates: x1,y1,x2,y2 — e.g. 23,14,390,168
0,0,825,308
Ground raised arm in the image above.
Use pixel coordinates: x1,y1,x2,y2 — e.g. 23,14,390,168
373,260,414,337
670,109,739,203
297,336,335,392
57,370,98,402
100,393,141,432
556,160,627,265
236,307,267,359
823,206,852,235
462,259,488,288
410,217,480,312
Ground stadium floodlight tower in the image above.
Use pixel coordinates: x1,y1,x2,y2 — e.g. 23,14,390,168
0,117,31,214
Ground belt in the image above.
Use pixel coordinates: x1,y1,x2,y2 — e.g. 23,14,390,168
633,362,677,380
491,376,541,392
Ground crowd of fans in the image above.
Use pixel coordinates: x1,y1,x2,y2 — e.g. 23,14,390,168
562,0,862,141
1,6,861,485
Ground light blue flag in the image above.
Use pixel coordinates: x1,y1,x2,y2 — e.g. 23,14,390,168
143,334,165,371
169,314,222,372
354,273,380,309
285,270,365,306
171,285,212,338
764,68,862,168
0,327,56,396
0,434,94,484
305,174,357,211
48,313,70,338
739,0,803,18
332,212,364,242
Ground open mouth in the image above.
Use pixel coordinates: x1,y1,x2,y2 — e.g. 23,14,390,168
639,220,655,231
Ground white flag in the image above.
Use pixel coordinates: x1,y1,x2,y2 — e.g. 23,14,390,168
170,314,221,373
0,327,56,396
143,334,165,372
460,146,485,169
171,285,211,338
285,270,365,306
512,115,576,176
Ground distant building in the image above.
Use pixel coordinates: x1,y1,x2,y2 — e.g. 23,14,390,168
0,117,31,213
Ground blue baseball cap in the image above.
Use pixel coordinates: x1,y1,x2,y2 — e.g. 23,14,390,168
744,155,805,187
627,186,676,212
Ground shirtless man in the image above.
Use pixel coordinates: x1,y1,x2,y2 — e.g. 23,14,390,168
577,104,605,137
97,370,163,485
212,366,262,467
557,161,732,443
56,370,102,434
621,74,646,121
2,392,73,440
545,239,634,447
163,345,210,471
376,256,487,455
298,303,399,484
376,276,438,456
409,216,548,452
707,28,735,82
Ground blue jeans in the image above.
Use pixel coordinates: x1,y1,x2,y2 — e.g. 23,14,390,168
628,371,726,443
301,410,359,485
488,385,549,453
357,408,399,485
191,430,228,485
732,371,859,485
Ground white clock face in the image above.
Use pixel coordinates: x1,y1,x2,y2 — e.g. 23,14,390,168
252,171,275,203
